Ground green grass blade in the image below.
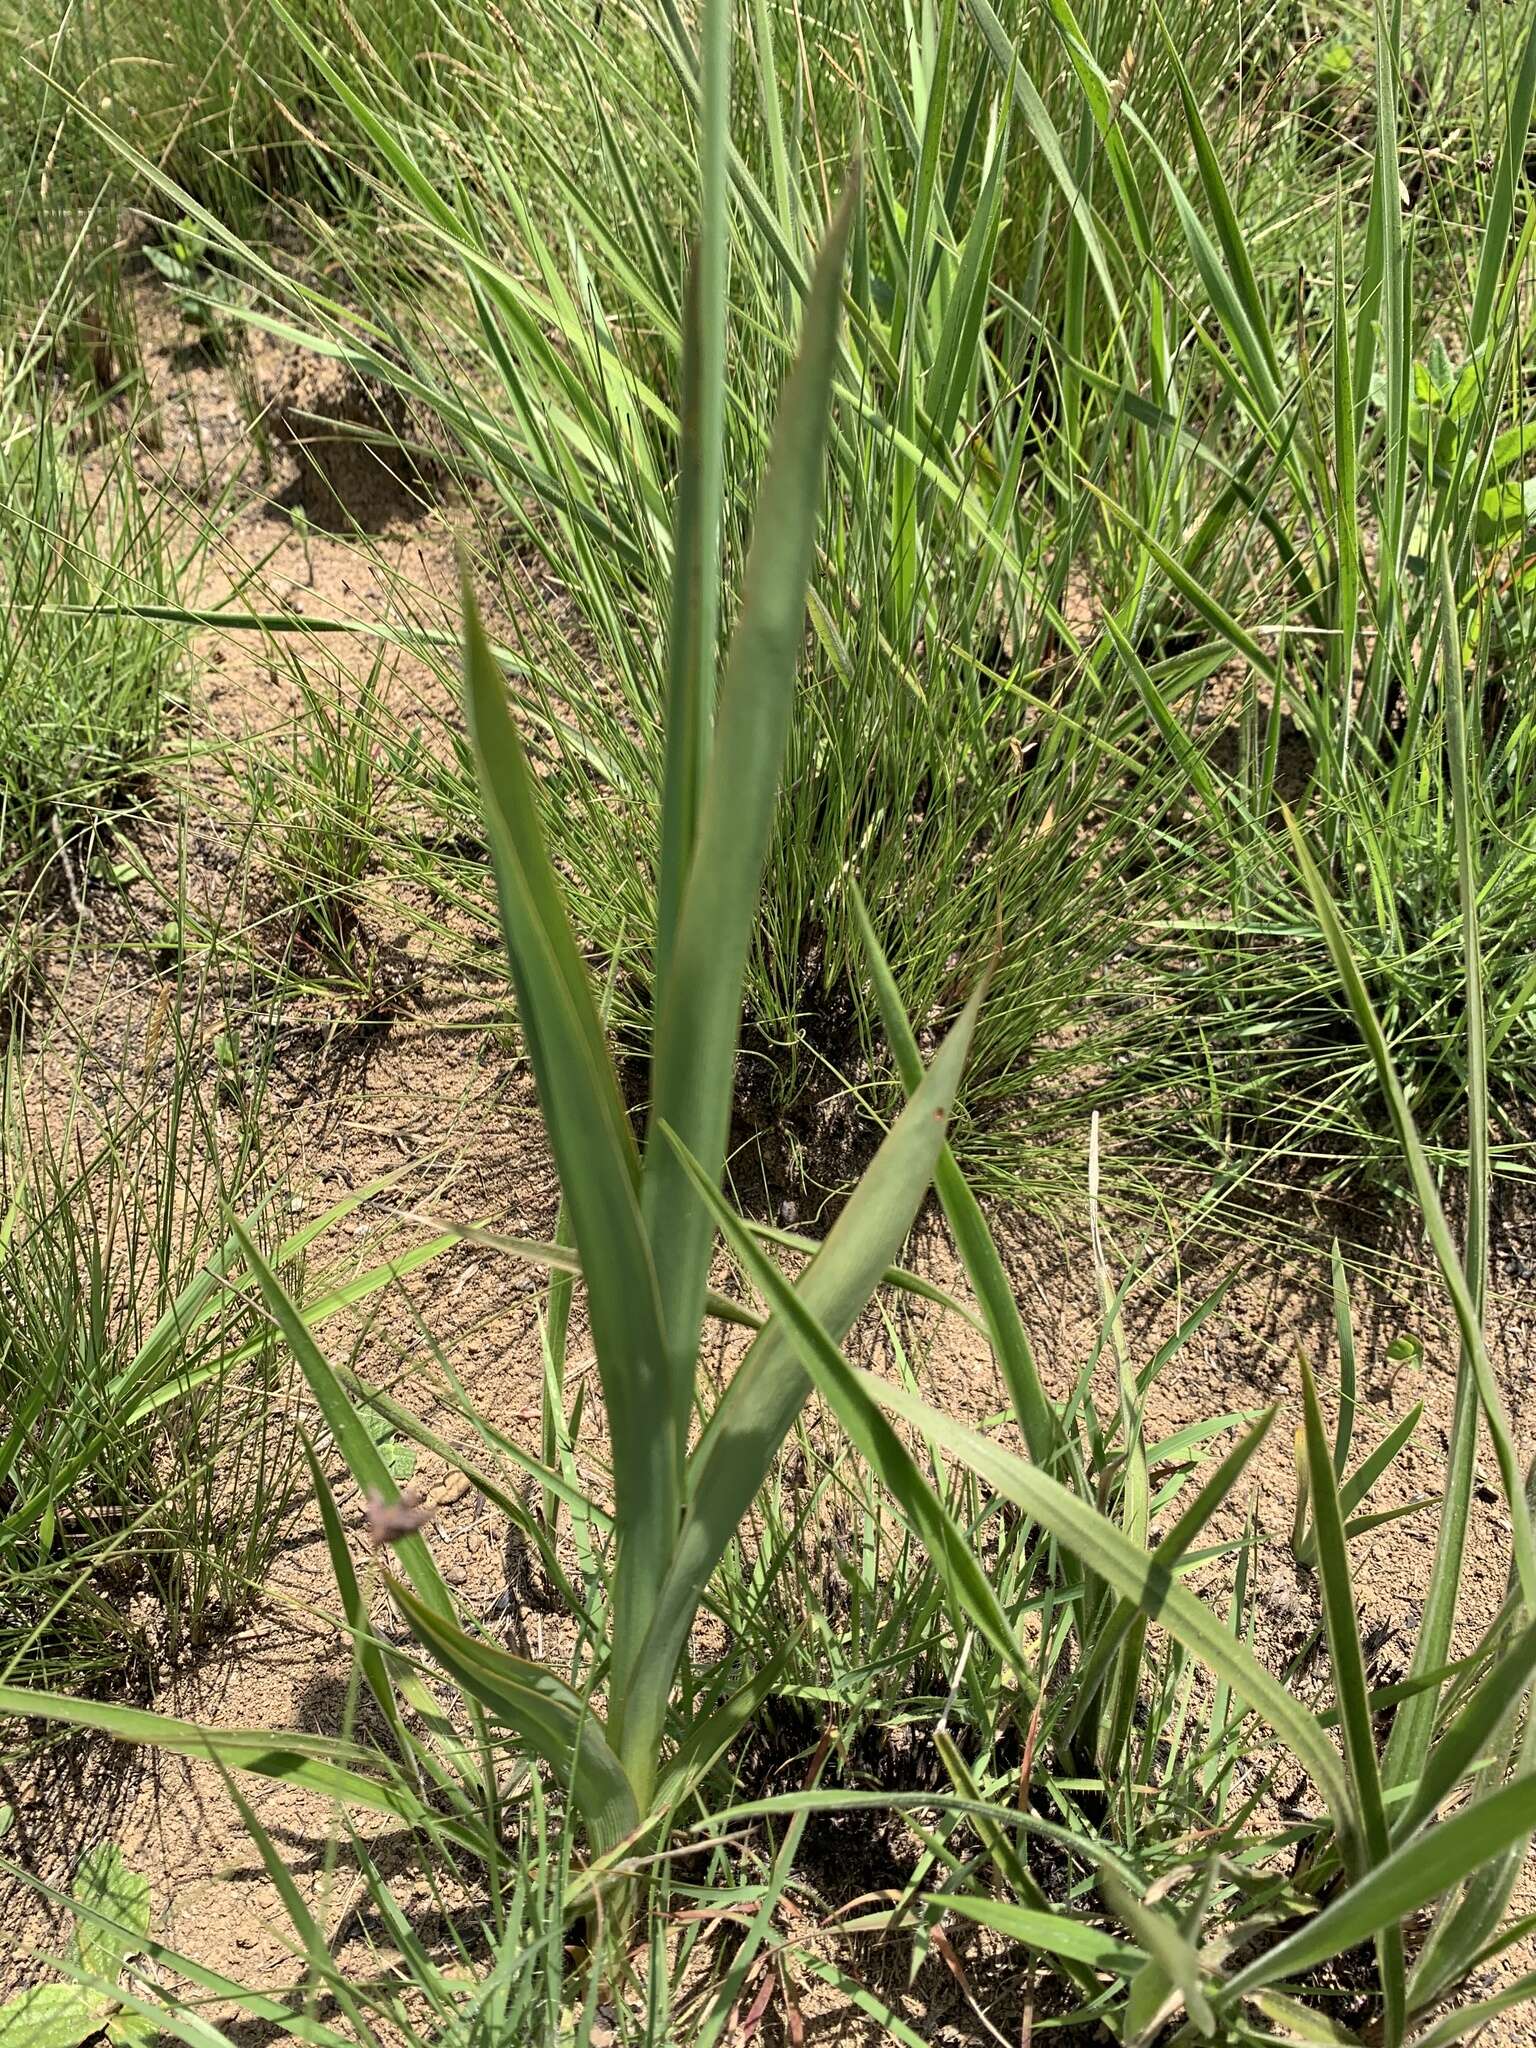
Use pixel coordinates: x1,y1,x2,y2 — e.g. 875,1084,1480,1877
655,0,730,998
0,1687,459,1837
1385,543,1491,1785
230,1220,453,1621
641,176,855,1457
965,0,1127,342
620,985,978,1803
1062,1407,1278,1745
1282,812,1536,1610
1222,1773,1536,2002
855,1374,1355,1828
1470,9,1536,348
384,1578,639,1854
664,1110,1035,1698
939,1893,1143,1975
462,574,675,1694
1299,1354,1403,2036
848,884,1062,1470
1393,1617,1536,1846
1330,1242,1357,1478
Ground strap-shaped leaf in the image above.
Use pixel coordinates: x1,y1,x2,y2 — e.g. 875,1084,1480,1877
849,884,1062,1473
665,1101,1034,1698
641,175,857,1458
231,1221,455,1625
1469,8,1536,347
616,985,978,1800
1392,1616,1536,1846
385,1579,638,1855
1222,1773,1536,2003
1298,1356,1403,2036
0,1687,473,1845
462,574,676,1691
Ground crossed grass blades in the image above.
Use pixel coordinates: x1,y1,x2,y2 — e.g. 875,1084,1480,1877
60,0,1536,1197
2,6,1536,2048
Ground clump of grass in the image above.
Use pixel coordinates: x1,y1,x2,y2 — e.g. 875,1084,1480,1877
0,386,196,909
240,657,397,1007
7,11,1535,2043
0,1028,297,1691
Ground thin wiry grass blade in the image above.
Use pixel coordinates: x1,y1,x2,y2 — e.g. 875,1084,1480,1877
1299,1354,1404,2038
1061,1406,1277,1746
231,1220,454,1622
1469,8,1536,348
1282,812,1535,1608
1384,542,1490,1784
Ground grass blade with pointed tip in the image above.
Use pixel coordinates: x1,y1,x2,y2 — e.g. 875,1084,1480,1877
1298,1353,1403,2038
851,1372,1354,1827
618,985,978,1803
230,1219,454,1624
0,1687,471,1843
1282,811,1534,1608
462,574,675,1693
1222,1773,1536,2003
640,175,856,1472
849,883,1062,1472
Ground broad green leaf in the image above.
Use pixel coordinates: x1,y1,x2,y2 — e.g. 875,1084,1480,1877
1243,1988,1364,2043
0,1687,476,1849
618,988,979,1801
939,1894,1142,1974
105,2018,160,2048
69,1845,148,1980
462,573,675,1691
0,1986,115,2048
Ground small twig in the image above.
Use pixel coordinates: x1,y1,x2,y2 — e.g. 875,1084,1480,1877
49,809,88,920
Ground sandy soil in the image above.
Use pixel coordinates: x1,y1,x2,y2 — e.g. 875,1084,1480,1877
2,274,1534,2042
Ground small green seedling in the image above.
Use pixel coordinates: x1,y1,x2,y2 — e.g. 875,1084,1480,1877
144,218,236,359
0,1845,154,2048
